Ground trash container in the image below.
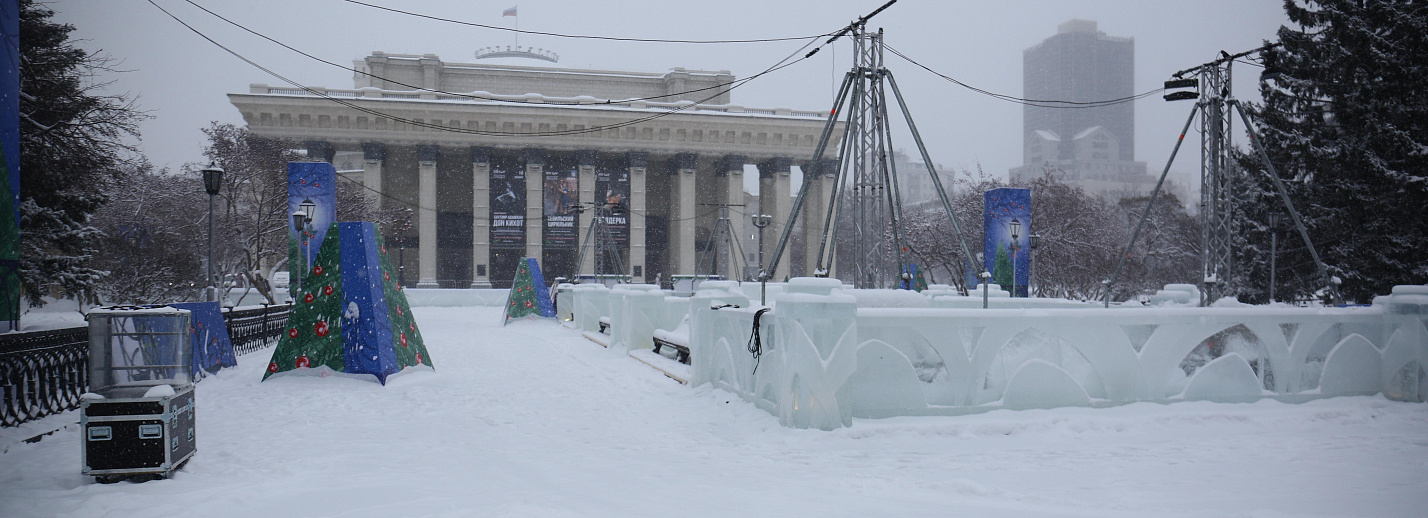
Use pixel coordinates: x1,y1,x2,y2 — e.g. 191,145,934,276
81,306,196,483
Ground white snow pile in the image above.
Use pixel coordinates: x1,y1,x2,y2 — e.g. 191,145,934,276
1,306,1425,517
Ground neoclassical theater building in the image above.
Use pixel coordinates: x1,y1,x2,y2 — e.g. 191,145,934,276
229,49,841,288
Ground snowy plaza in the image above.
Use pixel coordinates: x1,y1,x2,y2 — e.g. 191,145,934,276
2,303,1427,517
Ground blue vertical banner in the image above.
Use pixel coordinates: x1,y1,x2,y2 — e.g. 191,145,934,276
0,0,19,331
983,188,1031,296
339,222,397,381
288,162,337,298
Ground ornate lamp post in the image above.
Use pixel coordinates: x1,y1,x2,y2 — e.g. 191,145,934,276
201,163,224,302
1009,218,1022,297
292,198,316,296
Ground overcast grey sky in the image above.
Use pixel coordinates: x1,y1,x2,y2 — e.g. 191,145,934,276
56,0,1290,182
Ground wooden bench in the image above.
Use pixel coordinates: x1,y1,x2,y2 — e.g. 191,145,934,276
651,336,690,365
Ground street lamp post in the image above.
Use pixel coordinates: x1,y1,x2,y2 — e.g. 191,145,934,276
201,163,224,303
1009,218,1021,297
292,198,316,297
1029,233,1041,298
1268,212,1281,303
751,214,773,305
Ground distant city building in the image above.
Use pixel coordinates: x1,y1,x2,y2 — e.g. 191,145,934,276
892,150,955,206
1010,20,1152,202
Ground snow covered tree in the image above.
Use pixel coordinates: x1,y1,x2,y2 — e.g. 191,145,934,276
198,123,411,304
89,160,206,303
18,0,145,305
1237,0,1428,302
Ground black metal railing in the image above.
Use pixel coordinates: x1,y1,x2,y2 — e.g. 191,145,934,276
223,304,292,356
0,304,292,428
0,327,89,427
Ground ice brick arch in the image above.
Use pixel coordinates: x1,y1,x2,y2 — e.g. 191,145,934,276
962,322,1139,406
665,281,1428,429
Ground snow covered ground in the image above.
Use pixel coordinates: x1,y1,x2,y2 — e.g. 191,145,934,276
2,306,1426,517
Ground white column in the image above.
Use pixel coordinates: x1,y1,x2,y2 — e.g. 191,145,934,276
628,152,648,283
416,147,439,288
577,151,596,275
820,162,839,280
524,150,544,263
758,157,793,282
773,167,791,282
722,155,747,279
803,159,837,278
471,148,492,288
361,143,384,210
672,153,697,276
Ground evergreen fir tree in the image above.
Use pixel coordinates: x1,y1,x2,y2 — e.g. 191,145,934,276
993,243,1012,289
1238,0,1428,302
266,224,345,377
18,0,145,304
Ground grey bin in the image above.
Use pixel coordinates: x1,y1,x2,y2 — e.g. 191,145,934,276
80,306,197,483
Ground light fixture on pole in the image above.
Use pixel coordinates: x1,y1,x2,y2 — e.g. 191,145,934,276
201,163,224,303
1009,218,1021,297
1268,212,1280,303
1029,233,1041,298
293,198,316,297
751,214,773,305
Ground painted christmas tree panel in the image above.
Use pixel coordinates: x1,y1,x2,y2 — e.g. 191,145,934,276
265,223,345,379
375,231,431,369
504,259,544,323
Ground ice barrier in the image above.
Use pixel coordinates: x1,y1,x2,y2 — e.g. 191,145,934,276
567,280,1428,429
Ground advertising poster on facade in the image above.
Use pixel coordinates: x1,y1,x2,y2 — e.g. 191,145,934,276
595,166,630,245
288,161,337,298
490,161,526,249
543,166,579,248
982,187,1031,296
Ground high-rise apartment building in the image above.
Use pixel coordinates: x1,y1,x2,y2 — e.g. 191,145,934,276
1011,20,1151,201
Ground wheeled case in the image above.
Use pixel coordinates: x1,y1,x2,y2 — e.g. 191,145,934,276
81,306,196,482
81,385,195,480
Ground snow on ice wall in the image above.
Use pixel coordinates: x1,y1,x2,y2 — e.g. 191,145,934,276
679,281,1428,429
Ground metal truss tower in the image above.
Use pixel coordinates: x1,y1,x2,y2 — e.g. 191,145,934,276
1199,61,1236,303
763,8,983,300
1106,47,1338,306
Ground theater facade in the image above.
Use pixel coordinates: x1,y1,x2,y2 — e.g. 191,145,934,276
229,51,841,288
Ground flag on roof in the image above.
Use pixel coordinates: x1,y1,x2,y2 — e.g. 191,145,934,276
503,6,517,16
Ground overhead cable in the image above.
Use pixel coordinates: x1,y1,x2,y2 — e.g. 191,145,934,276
148,0,819,138
340,0,835,44
885,44,1164,109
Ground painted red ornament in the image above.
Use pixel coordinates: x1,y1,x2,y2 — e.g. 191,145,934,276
267,361,278,373
295,355,310,368
524,301,533,308
323,285,333,295
313,265,323,276
288,327,299,338
314,320,330,337
384,271,390,281
304,293,315,304
397,306,403,316
415,352,423,365
409,323,415,332
400,332,408,347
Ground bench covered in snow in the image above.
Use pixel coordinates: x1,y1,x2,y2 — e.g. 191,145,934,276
651,329,690,364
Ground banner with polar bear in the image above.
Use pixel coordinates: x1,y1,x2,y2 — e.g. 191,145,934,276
263,221,431,385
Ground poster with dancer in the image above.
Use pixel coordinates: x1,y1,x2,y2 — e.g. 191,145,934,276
490,161,526,249
543,166,578,248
